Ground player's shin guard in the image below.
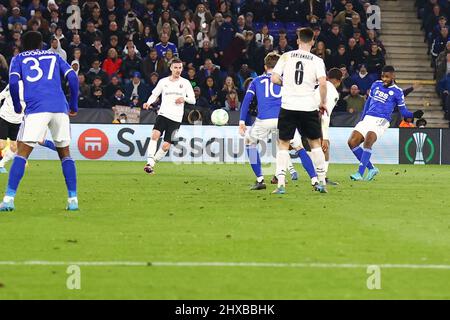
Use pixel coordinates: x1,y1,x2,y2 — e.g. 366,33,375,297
5,155,27,197
358,148,372,176
310,147,326,184
61,157,77,198
297,148,317,179
154,148,168,162
42,139,56,151
146,139,158,166
351,146,374,170
275,150,289,187
246,145,263,181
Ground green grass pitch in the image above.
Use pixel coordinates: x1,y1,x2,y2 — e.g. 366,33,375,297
0,160,450,299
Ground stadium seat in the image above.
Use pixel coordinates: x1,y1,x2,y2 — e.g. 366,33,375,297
253,22,265,33
268,22,284,33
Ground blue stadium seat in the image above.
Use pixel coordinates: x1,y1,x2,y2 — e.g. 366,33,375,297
268,21,284,33
253,22,265,32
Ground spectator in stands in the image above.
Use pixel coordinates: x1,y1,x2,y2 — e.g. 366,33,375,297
224,90,240,111
347,37,364,73
352,29,365,47
416,118,428,128
193,86,211,124
275,36,293,55
193,3,213,32
334,1,358,27
102,48,122,78
198,58,222,89
209,13,224,45
435,45,450,82
365,43,385,77
364,29,386,56
90,87,111,109
111,88,127,106
0,53,8,81
255,25,274,47
123,10,144,37
438,72,450,119
124,71,150,105
106,21,125,47
312,41,333,69
70,48,88,73
68,34,87,59
202,76,220,110
219,76,239,106
331,44,350,69
196,39,219,66
142,48,165,82
237,63,257,92
186,67,200,89
344,85,366,113
147,72,159,93
242,30,259,68
244,11,254,30
83,21,103,46
339,65,353,97
326,23,346,54
236,14,246,33
303,0,326,25
157,10,179,38
179,34,197,68
343,13,366,40
87,37,106,65
431,26,449,65
77,73,90,108
351,64,376,96
120,46,142,81
154,32,178,58
180,10,196,36
49,38,67,61
104,75,122,100
8,7,27,31
321,12,335,35
86,58,109,84
217,13,236,57
255,38,273,74
424,5,445,49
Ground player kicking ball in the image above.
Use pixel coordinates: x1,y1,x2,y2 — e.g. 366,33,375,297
271,28,329,194
239,53,303,190
143,58,195,174
348,65,424,181
0,31,79,212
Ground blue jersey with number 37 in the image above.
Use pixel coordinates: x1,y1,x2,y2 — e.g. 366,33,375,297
9,50,73,115
239,73,281,121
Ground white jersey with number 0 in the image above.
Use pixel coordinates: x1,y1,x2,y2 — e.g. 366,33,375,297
314,81,339,140
273,49,326,112
146,76,195,123
0,82,25,124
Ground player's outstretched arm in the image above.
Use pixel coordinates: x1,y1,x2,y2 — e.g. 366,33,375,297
144,80,163,109
184,84,196,105
9,74,22,114
67,70,79,114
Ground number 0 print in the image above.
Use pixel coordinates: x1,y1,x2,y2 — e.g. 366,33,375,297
295,61,304,85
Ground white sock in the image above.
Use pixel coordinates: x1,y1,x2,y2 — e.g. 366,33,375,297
0,149,15,167
324,161,329,176
146,139,158,166
3,195,14,202
68,197,78,203
287,157,296,174
154,148,168,162
276,149,289,188
310,147,326,185
256,176,264,183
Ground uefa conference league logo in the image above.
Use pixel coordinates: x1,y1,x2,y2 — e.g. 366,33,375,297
404,132,435,165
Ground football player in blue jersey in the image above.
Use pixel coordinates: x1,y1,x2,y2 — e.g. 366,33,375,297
0,31,79,211
240,53,321,191
347,65,424,181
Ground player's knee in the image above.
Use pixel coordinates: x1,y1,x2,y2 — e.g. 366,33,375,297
9,142,17,153
151,130,161,140
0,140,6,150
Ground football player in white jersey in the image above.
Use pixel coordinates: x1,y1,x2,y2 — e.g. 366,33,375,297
0,82,25,173
143,58,195,174
271,27,328,194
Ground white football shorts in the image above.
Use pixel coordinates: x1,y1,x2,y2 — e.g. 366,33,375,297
354,115,390,139
17,112,71,148
246,117,303,148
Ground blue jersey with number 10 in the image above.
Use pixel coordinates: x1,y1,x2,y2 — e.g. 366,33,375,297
9,50,73,115
240,73,282,122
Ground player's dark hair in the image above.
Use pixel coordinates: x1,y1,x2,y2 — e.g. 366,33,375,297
327,68,343,81
22,31,43,51
382,65,395,73
170,57,183,66
297,27,314,43
264,52,280,69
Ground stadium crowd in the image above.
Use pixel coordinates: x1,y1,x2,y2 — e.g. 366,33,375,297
0,0,384,123
420,0,450,121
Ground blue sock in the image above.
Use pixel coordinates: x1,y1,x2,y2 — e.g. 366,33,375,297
62,157,77,198
5,156,27,197
358,148,372,176
351,146,374,170
42,139,56,151
297,148,316,179
246,145,262,179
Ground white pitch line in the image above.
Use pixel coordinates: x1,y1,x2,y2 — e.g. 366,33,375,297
0,261,449,270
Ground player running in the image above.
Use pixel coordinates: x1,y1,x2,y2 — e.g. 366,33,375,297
143,58,195,174
0,31,79,211
239,53,303,190
271,27,328,194
348,65,424,181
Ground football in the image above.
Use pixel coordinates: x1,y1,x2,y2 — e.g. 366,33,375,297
211,109,229,126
